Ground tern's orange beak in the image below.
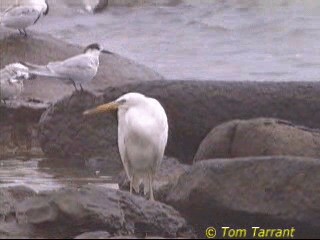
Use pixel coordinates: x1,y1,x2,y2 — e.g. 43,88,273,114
83,101,119,115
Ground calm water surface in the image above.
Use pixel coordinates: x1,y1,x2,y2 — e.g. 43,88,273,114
0,157,118,192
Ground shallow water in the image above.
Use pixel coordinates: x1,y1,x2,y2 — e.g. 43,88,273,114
0,157,118,192
23,0,320,81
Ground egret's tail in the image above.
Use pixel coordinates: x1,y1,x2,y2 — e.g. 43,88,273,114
19,62,57,78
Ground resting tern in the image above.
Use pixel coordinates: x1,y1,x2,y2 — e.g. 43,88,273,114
0,0,49,37
20,43,109,91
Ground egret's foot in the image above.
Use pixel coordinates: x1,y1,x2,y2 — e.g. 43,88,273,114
130,178,133,195
150,194,155,201
148,173,155,201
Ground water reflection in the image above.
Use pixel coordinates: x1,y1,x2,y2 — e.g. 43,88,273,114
0,157,118,193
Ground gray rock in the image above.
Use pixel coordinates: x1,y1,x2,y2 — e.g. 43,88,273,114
74,231,110,239
0,102,46,158
108,237,138,239
116,157,190,202
0,186,36,219
166,156,320,238
15,186,194,239
194,118,320,161
39,80,320,164
0,186,36,238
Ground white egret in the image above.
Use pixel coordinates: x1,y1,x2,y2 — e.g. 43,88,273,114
84,93,168,201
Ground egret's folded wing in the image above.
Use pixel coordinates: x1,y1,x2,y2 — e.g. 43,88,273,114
118,129,131,180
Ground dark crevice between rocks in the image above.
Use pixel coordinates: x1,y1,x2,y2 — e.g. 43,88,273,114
228,121,239,158
0,103,48,158
276,118,320,134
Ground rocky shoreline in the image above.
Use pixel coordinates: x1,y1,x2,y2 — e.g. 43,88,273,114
1,31,320,238
39,80,320,164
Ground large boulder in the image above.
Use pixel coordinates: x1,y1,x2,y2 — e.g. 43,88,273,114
166,156,320,238
14,186,194,239
116,157,190,202
194,118,320,161
39,80,320,164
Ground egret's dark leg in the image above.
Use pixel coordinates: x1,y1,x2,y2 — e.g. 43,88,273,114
80,84,84,92
149,173,154,201
18,29,23,35
130,176,133,195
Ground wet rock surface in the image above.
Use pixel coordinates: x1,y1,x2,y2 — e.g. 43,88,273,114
116,156,190,202
0,186,36,220
194,118,320,161
12,186,193,239
0,186,36,239
0,102,47,158
74,231,111,239
166,156,320,238
39,80,320,164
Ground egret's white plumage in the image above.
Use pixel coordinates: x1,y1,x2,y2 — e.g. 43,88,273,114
20,43,103,91
0,0,49,36
84,93,168,201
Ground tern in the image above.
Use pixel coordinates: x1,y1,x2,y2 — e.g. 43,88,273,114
20,43,107,91
0,0,49,37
